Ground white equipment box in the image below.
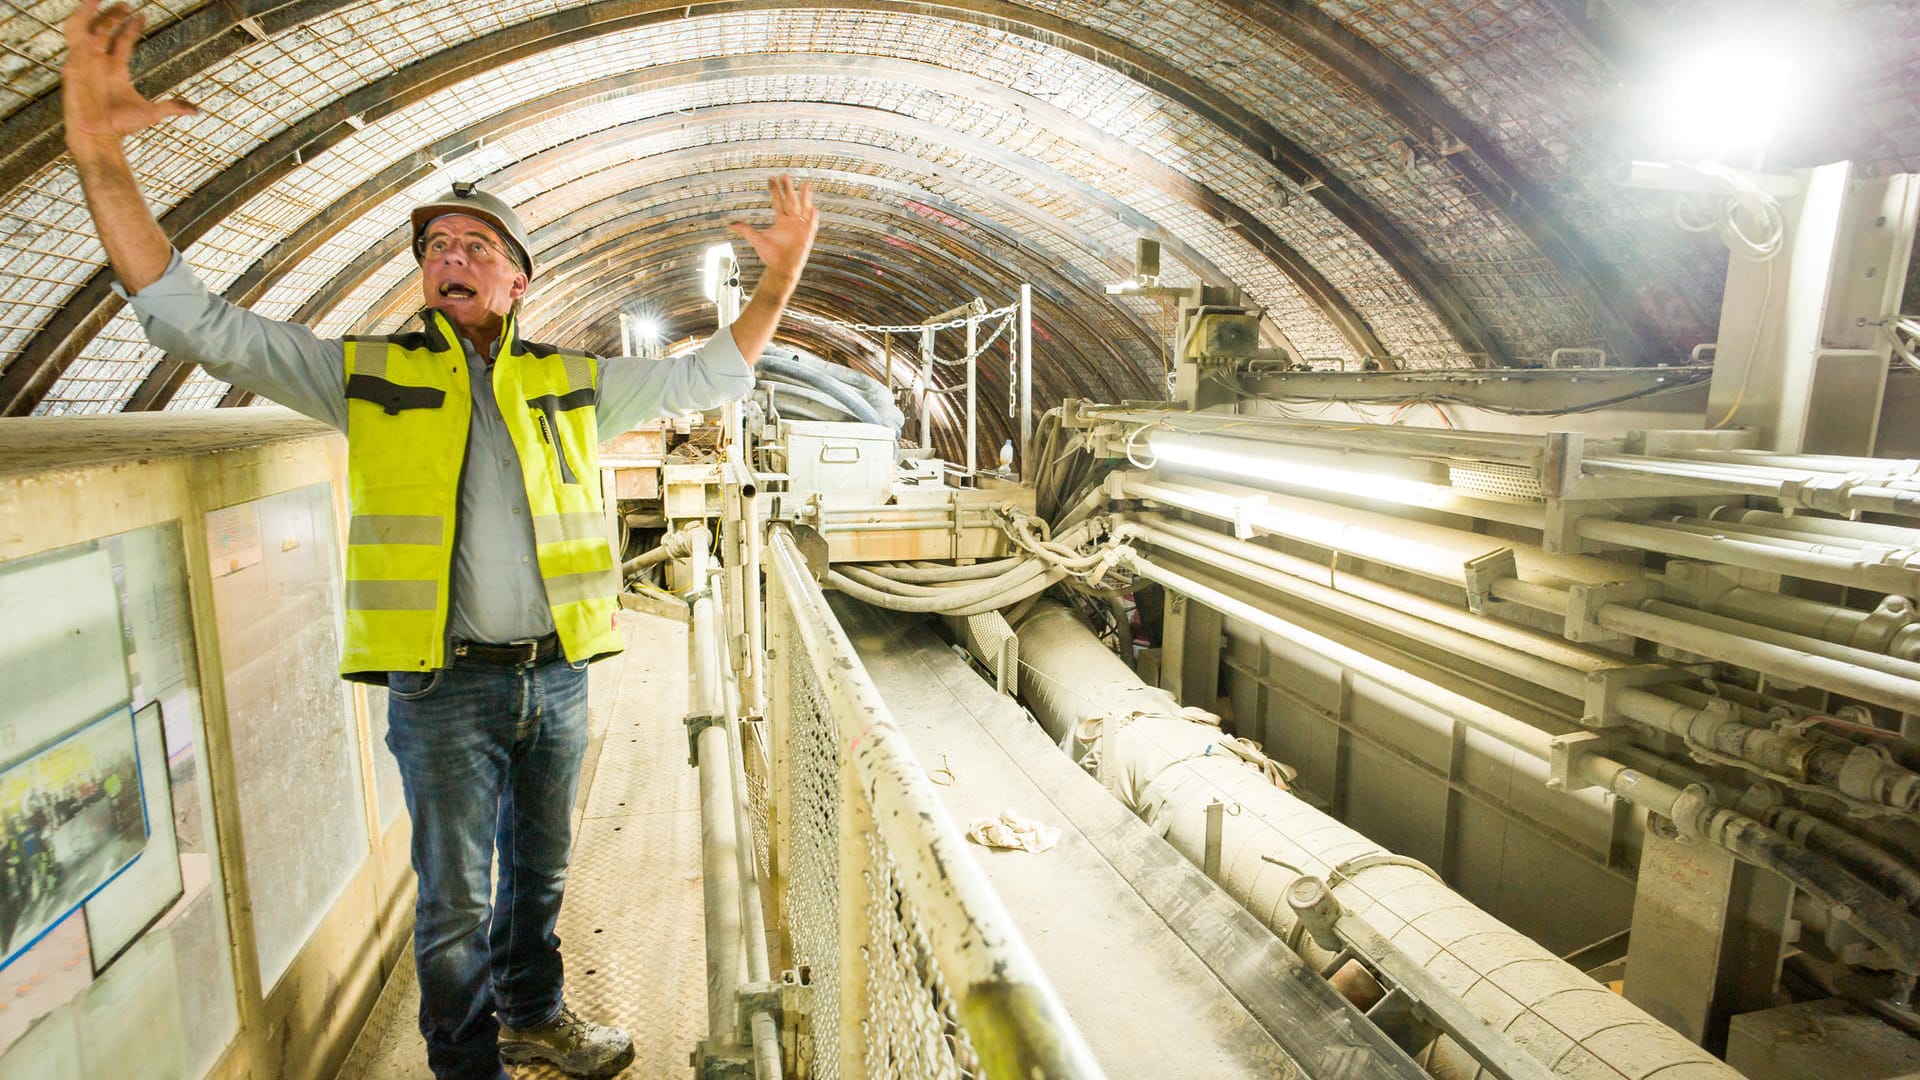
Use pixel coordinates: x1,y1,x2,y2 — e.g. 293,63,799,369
777,420,897,503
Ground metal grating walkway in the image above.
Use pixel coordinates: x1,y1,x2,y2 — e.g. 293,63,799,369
335,612,705,1080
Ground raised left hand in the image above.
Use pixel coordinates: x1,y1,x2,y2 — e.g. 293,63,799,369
727,175,818,288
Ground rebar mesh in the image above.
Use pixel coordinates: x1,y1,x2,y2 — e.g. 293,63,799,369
21,8,1450,411
773,588,980,1079
12,2,1920,410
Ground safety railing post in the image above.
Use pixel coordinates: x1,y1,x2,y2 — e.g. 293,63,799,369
1019,282,1033,479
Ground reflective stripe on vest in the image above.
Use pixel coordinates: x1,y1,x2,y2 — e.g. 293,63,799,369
339,309,624,676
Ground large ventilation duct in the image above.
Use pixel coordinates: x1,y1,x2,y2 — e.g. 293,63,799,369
1003,600,1737,1080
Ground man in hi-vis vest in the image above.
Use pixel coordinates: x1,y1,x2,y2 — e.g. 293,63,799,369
62,4,818,1078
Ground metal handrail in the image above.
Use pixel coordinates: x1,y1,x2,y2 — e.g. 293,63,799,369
766,524,1106,1078
687,526,782,1079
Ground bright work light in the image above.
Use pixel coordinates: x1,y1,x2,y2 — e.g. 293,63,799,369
702,243,737,304
1655,46,1791,162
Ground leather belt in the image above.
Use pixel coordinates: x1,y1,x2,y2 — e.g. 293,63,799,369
450,634,562,667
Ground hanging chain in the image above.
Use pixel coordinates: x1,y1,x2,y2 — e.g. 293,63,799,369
788,304,1016,336
1007,325,1018,420
931,310,1016,368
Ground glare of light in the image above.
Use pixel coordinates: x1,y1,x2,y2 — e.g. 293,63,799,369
702,243,737,303
1657,46,1791,159
632,317,662,343
1146,434,1451,507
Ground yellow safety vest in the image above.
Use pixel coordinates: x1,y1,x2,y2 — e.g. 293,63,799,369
338,309,624,680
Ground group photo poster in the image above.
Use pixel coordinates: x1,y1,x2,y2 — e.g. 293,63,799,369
0,707,149,970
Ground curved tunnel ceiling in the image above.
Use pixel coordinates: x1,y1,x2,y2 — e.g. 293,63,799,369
0,0,1914,423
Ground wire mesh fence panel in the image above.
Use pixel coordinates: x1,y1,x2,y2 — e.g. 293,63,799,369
860,826,980,1080
780,620,843,1078
761,527,1101,1079
740,715,773,886
767,577,995,1080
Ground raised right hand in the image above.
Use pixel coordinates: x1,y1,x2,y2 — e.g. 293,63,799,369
62,0,197,154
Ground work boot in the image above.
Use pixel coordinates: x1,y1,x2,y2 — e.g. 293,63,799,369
497,1004,635,1078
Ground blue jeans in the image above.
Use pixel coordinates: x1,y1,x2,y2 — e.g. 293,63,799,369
385,655,591,1080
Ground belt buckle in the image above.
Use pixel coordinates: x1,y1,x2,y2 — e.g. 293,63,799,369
507,638,541,664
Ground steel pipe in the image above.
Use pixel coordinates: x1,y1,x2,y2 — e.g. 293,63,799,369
695,720,746,1046
1126,553,1554,760
1596,603,1920,715
1130,515,1593,700
1576,517,1920,596
1713,507,1920,549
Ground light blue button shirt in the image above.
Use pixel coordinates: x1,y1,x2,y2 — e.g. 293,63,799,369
120,251,752,645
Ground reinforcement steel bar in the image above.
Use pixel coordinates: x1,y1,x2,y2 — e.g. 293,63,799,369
4,0,1521,413
1220,0,1659,364
204,161,1158,409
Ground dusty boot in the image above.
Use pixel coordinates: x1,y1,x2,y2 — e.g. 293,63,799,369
497,1004,634,1078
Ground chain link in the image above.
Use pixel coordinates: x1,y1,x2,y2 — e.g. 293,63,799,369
787,304,1017,336
931,309,1016,368
775,595,982,1079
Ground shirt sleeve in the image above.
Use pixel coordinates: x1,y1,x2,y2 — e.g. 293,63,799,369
115,251,348,430
595,328,753,434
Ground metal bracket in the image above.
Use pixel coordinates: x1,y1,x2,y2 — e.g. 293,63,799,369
1548,729,1629,792
735,979,786,1046
1563,579,1658,643
788,523,830,582
1580,662,1710,729
691,1043,752,1080
1462,547,1517,615
684,713,723,767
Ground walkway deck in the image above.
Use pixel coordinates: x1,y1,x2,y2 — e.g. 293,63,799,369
335,613,705,1080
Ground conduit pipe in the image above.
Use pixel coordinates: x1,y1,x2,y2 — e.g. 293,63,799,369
1709,586,1918,656
1641,600,1920,689
1114,472,1613,589
1576,516,1920,596
1667,514,1914,562
1712,506,1920,549
623,527,696,579
1124,555,1553,761
1109,483,1920,799
1581,456,1920,518
1593,602,1920,715
1008,597,1732,1080
1129,515,1593,700
1142,430,1547,529
1123,555,1920,966
1127,514,1920,812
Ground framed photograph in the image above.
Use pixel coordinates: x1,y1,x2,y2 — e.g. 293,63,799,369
84,701,184,976
0,707,149,972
